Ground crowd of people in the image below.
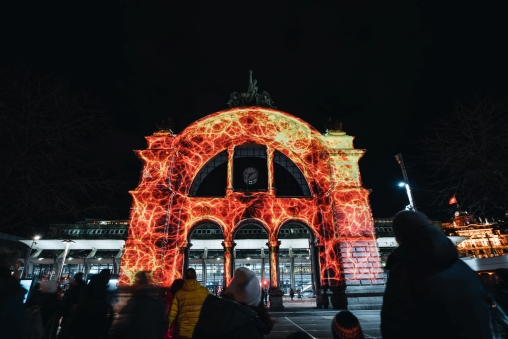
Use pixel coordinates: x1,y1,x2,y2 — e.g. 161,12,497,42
1,210,507,338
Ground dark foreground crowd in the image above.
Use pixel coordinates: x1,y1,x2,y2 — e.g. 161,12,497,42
1,210,507,339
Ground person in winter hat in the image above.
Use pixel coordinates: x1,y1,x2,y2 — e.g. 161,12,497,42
331,311,364,339
192,267,273,339
381,210,492,339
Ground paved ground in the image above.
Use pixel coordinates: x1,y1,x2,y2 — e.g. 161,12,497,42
266,298,381,339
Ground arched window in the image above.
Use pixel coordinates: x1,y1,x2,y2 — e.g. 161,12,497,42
190,151,228,197
273,151,311,197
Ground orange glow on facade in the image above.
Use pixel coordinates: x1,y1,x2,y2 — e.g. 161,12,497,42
119,107,383,292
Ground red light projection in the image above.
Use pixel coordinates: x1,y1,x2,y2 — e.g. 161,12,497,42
120,107,383,291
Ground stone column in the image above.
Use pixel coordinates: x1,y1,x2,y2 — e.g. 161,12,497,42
84,248,97,278
289,249,295,289
179,243,192,278
313,244,326,308
222,241,236,286
113,249,123,274
202,259,207,286
267,241,284,310
26,249,43,279
260,247,266,284
226,146,235,196
266,147,275,196
202,248,208,286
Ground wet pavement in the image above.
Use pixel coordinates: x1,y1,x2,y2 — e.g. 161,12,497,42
266,298,381,339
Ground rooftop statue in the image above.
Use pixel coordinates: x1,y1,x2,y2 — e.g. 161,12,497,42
227,70,277,109
324,116,343,132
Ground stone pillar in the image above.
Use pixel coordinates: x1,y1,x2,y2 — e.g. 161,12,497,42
113,249,123,274
84,248,97,278
266,147,276,196
226,146,235,196
289,249,295,289
260,247,266,284
179,243,192,278
267,241,284,310
54,251,66,281
202,248,208,286
26,249,43,279
222,241,236,286
202,258,207,286
313,244,325,308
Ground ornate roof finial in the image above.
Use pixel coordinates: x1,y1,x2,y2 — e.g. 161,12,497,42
227,70,276,109
155,117,174,134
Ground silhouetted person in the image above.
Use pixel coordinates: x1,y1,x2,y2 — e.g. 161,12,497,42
73,269,113,339
494,268,508,312
25,280,60,339
58,273,86,339
168,268,209,339
289,287,295,301
331,311,365,339
111,271,165,339
0,251,26,339
262,283,269,306
164,279,184,339
192,267,274,339
381,210,492,339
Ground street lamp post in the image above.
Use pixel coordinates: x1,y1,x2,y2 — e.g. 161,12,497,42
57,240,75,281
23,235,40,278
395,153,416,211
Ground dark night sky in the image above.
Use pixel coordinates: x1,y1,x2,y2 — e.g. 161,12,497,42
2,0,507,220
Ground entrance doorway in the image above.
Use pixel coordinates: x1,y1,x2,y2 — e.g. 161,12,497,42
233,223,269,288
188,223,224,295
278,223,314,304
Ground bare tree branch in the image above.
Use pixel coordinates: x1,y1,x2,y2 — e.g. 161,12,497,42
0,67,125,233
421,92,508,217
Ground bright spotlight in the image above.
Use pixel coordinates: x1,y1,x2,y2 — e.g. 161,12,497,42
398,182,405,187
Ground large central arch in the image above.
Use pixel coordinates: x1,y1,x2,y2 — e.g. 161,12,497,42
120,107,384,309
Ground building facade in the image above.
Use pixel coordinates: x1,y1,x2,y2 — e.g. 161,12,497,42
119,105,384,309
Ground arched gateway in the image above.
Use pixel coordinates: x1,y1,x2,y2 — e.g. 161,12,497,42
119,107,384,309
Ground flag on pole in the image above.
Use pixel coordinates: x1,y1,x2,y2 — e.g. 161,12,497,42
448,195,457,205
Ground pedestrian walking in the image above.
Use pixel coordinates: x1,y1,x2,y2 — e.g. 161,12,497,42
110,271,165,339
58,273,86,339
381,210,492,339
262,283,269,306
289,287,295,301
73,269,113,339
192,267,274,339
168,268,209,339
25,280,60,339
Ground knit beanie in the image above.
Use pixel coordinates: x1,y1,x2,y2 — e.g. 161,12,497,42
227,267,261,306
331,311,364,339
392,210,432,244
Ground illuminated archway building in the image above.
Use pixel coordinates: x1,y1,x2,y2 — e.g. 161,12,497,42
120,90,384,309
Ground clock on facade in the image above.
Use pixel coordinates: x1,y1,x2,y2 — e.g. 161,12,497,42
243,167,259,185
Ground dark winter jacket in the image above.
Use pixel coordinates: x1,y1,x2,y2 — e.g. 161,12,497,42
381,225,492,339
192,295,272,339
0,276,26,339
111,288,165,339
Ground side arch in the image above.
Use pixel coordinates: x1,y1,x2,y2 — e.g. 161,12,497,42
186,219,225,243
233,218,270,239
277,219,321,243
